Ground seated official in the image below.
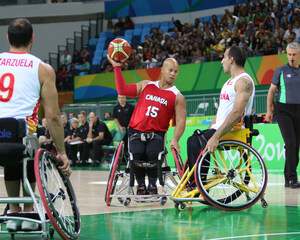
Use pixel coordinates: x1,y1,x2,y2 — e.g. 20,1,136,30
37,118,56,154
85,112,112,167
66,118,88,166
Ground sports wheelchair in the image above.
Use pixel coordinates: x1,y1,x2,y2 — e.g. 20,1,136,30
171,116,268,211
0,118,80,239
105,139,183,207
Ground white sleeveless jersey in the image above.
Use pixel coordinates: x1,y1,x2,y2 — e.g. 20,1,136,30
0,52,41,134
211,72,255,130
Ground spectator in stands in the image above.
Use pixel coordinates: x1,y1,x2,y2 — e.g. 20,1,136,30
194,18,203,31
200,41,211,62
60,49,72,67
124,16,134,30
86,112,113,167
210,38,224,61
80,47,91,63
246,21,257,38
273,21,285,39
106,18,114,31
72,49,82,65
242,42,254,57
172,17,183,32
56,64,69,91
66,64,76,90
273,5,284,20
220,31,232,49
262,39,277,55
144,53,158,68
114,16,125,35
293,20,300,39
284,23,295,40
79,57,90,73
134,55,145,69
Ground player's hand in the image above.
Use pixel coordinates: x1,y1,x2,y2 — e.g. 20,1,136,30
169,139,180,154
204,137,219,153
57,153,72,178
265,111,273,123
107,54,122,67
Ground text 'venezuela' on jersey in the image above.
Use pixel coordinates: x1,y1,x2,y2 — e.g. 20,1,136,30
0,52,41,134
129,81,180,132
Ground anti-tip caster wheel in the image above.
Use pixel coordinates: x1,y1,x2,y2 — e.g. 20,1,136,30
123,198,131,206
160,197,167,206
261,198,268,208
179,202,186,210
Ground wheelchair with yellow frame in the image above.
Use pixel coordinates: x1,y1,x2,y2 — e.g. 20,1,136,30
0,118,80,239
170,116,268,211
105,132,184,207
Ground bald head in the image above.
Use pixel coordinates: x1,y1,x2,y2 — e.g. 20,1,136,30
162,58,179,68
161,58,179,86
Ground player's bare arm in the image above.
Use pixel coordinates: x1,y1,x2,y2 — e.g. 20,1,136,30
266,83,278,123
170,93,186,154
205,76,253,152
39,62,71,177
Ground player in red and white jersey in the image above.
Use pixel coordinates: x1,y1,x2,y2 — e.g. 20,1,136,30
187,46,254,186
0,19,70,231
108,55,186,195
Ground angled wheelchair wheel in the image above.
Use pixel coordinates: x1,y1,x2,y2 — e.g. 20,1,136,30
34,149,81,240
172,148,184,178
105,141,124,206
195,140,267,211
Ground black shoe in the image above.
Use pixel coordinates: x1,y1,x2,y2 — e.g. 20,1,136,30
147,184,158,195
285,180,290,187
137,185,146,195
290,180,300,188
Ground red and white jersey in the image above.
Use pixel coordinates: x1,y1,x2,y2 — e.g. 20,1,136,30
129,81,179,132
0,52,41,134
211,72,255,130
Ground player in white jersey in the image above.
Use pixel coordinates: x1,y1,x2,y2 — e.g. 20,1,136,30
187,46,254,186
0,18,71,231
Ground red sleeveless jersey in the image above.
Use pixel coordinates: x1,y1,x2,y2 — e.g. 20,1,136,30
129,81,180,132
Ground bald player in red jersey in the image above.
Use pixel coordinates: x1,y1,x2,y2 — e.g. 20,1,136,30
107,55,186,195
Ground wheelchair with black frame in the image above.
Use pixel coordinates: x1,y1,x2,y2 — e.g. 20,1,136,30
105,131,183,207
0,118,81,239
170,116,268,211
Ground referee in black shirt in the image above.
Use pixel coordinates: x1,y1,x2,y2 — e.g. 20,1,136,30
267,42,300,188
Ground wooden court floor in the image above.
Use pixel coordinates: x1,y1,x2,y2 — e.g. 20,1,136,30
0,167,300,239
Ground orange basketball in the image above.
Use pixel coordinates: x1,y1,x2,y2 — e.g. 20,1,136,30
107,38,131,63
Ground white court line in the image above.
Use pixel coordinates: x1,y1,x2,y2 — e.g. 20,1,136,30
208,232,300,240
88,181,284,186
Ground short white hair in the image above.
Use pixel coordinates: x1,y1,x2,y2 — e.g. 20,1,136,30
287,42,300,52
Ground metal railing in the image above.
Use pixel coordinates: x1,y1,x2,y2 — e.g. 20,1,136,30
61,92,269,119
61,99,138,120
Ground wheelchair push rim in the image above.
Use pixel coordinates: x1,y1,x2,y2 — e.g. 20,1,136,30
195,140,268,211
105,141,124,206
34,149,81,240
